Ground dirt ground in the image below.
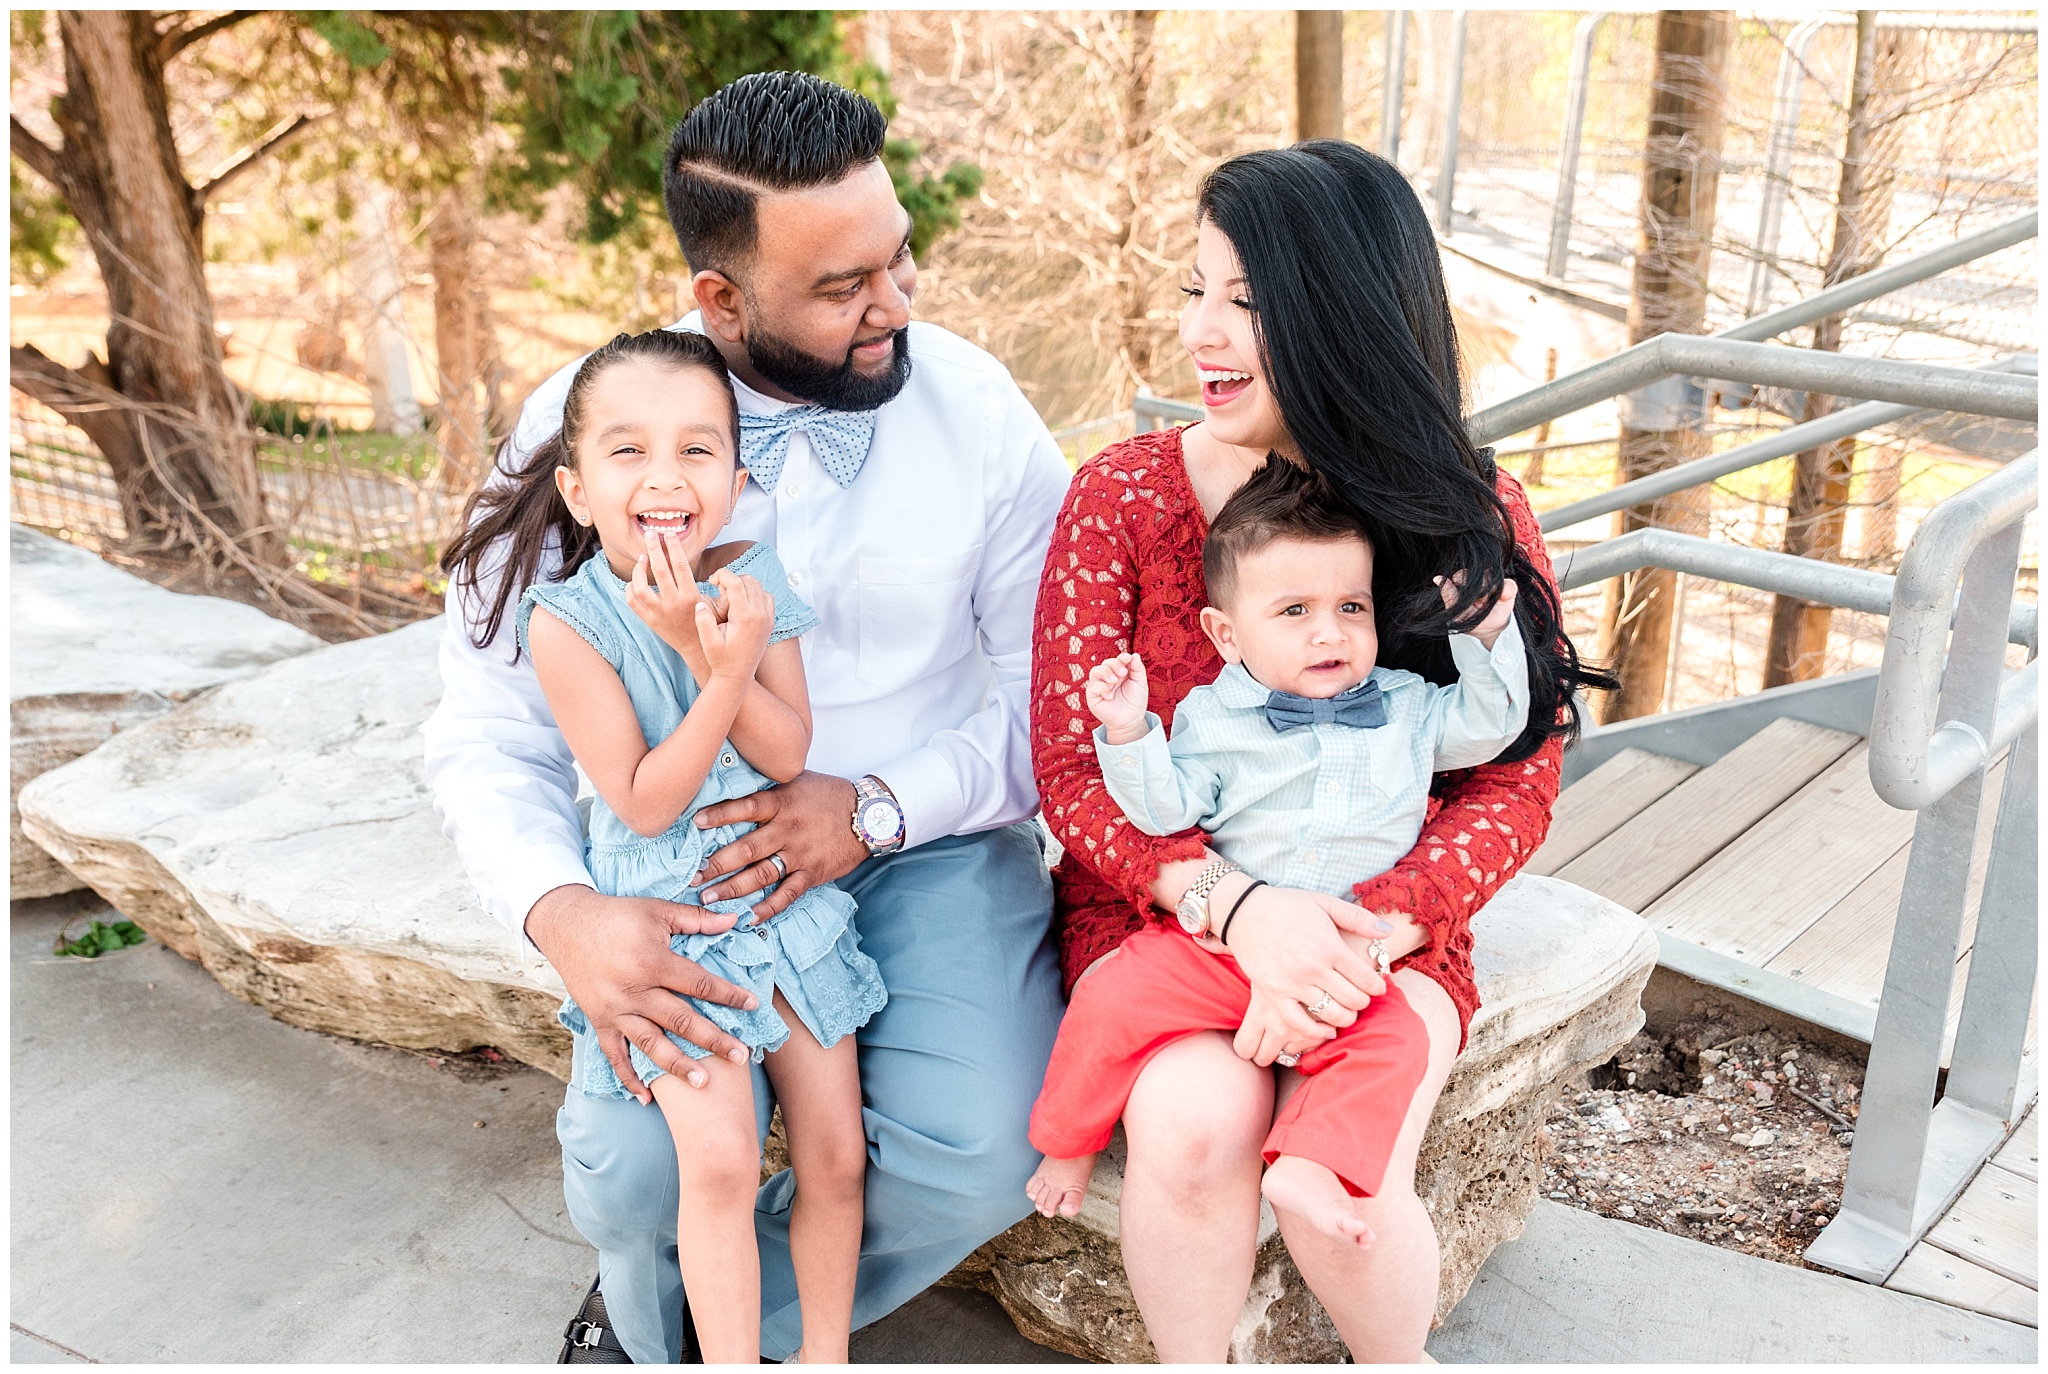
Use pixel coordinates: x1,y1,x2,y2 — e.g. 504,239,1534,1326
1540,1018,1866,1270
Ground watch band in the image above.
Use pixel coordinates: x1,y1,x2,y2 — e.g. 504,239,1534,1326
1177,859,1242,935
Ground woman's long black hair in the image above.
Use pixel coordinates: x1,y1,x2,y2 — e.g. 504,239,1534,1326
440,328,738,657
1197,140,1614,758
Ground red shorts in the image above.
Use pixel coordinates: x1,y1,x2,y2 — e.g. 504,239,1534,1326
1027,923,1431,1198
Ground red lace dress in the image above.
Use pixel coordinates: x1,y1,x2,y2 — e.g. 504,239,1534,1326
1030,427,1564,1051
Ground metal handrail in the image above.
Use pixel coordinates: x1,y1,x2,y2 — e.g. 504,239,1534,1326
1867,451,2040,810
1537,353,2038,533
1545,12,1609,278
1469,333,2037,443
1470,211,2040,443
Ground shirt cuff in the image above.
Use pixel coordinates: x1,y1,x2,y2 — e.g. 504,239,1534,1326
874,745,966,852
1449,616,1527,682
506,850,601,958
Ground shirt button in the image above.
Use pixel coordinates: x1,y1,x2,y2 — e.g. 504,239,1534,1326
787,572,802,587
1325,781,1340,796
721,751,737,768
786,481,803,497
1303,848,1318,863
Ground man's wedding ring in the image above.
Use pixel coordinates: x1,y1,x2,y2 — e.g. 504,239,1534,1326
1305,992,1336,1021
767,852,788,880
1274,1052,1301,1068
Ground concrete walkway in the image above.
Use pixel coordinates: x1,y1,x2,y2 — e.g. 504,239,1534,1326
1428,1191,2035,1362
8,894,1068,1364
14,892,2033,1364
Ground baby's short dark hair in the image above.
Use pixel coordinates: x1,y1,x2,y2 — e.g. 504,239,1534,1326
1202,458,1372,607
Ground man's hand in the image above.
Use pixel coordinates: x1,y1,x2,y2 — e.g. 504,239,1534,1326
524,884,754,1104
1085,651,1151,745
692,771,869,919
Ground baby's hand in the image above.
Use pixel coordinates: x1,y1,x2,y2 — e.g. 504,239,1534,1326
1086,652,1151,745
1436,573,1519,651
697,570,773,683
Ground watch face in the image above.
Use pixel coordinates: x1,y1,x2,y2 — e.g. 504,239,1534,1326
858,798,901,842
1175,898,1204,936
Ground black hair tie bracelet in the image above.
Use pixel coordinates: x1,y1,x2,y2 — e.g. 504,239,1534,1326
1216,879,1267,948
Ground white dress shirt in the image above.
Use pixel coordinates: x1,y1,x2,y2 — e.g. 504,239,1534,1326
422,317,1071,941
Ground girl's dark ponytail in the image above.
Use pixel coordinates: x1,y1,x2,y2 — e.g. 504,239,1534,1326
440,327,736,660
441,432,600,657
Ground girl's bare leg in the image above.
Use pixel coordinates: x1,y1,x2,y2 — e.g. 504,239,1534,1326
1118,1030,1274,1362
761,991,867,1364
1270,969,1461,1364
650,1051,764,1364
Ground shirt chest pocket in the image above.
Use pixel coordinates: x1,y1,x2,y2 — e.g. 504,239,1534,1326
857,547,982,690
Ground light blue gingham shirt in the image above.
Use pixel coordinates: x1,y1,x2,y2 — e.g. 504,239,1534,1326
1095,625,1529,897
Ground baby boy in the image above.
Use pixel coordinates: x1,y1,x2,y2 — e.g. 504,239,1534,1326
1024,458,1528,1246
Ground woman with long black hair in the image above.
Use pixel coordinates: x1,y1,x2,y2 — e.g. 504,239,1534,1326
1029,140,1609,1360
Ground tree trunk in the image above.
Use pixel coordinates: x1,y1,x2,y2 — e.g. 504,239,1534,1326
1763,12,1903,687
1597,10,1733,723
429,185,489,493
1108,10,1160,407
1295,11,1345,142
8,11,276,562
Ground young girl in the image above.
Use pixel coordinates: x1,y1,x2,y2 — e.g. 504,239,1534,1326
483,329,882,1363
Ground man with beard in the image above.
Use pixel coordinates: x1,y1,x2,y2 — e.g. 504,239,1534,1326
423,72,1070,1363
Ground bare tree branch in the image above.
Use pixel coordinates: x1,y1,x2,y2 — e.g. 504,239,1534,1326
192,110,322,199
158,9,261,62
9,344,149,482
10,114,64,188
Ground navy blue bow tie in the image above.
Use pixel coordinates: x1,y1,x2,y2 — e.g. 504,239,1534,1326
1263,679,1387,733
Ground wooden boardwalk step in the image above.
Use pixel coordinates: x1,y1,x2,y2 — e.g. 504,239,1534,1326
1995,1111,2038,1182
1887,1242,2037,1326
1525,748,1699,877
1555,718,1859,914
1764,755,2010,1006
1648,742,1919,965
1924,1162,2037,1290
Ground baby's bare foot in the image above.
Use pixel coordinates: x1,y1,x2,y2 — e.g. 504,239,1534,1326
1261,1155,1375,1249
1025,1152,1097,1219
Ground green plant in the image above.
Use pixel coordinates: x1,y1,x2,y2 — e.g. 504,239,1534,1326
54,918,147,958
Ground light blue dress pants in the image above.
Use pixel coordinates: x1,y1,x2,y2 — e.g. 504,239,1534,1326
556,823,1064,1362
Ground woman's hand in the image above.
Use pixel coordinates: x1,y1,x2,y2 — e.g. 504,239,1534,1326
697,571,773,683
1214,883,1394,1045
1234,984,1333,1067
625,531,712,670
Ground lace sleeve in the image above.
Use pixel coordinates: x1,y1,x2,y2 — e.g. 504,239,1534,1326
1031,457,1211,916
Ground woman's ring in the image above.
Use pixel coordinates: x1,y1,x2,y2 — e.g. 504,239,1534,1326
1274,1052,1301,1068
1305,992,1336,1021
767,852,788,880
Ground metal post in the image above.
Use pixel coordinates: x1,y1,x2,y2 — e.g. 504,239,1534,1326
1434,11,1468,232
1743,17,1825,317
1943,720,2039,1124
1381,11,1407,163
1546,12,1608,279
1808,520,2024,1283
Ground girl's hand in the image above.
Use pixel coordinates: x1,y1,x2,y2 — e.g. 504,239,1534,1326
626,532,711,664
1215,884,1393,1048
1437,572,1519,651
698,570,773,683
1085,652,1150,744
1234,984,1334,1067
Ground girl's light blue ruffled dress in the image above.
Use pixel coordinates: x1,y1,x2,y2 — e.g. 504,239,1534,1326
516,542,886,1100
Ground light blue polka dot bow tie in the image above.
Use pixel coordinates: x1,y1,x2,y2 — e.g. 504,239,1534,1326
738,405,879,494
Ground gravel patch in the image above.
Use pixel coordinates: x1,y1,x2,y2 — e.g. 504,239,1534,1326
1540,1020,1865,1269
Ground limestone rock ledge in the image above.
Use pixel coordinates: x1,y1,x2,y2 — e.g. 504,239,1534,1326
946,876,1657,1362
9,525,320,897
16,616,572,1079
